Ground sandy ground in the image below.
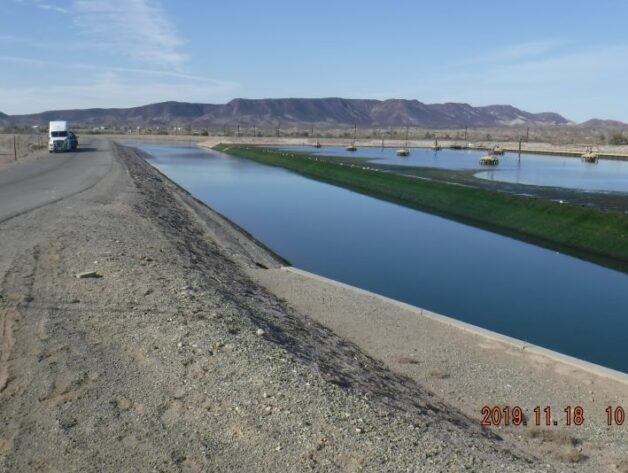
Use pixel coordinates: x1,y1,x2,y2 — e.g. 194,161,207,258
0,139,554,472
252,268,628,472
0,134,46,168
82,122,627,146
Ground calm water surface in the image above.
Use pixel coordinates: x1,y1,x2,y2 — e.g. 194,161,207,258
134,142,628,372
278,145,628,193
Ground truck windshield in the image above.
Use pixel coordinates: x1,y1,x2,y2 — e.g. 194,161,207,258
51,131,68,137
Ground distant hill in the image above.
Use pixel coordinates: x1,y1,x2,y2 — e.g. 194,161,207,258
3,98,571,129
578,119,628,128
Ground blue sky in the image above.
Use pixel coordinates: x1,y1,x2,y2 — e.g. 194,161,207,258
1,0,627,121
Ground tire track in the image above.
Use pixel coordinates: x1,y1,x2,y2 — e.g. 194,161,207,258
0,246,38,395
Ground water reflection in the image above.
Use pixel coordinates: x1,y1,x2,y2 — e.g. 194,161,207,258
135,142,628,372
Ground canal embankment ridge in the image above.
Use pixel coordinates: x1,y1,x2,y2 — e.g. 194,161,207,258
0,137,626,472
198,136,628,160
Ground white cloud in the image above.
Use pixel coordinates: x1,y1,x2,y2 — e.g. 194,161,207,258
37,2,69,14
463,40,563,66
2,0,235,114
73,0,187,69
11,0,69,14
355,42,628,121
0,54,211,81
0,71,239,114
0,34,28,42
481,45,628,84
0,54,49,66
7,0,187,68
70,63,210,82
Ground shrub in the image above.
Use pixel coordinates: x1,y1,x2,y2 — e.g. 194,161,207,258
608,132,628,145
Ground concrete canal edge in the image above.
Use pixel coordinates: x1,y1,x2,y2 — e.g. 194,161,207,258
281,265,628,387
199,139,628,161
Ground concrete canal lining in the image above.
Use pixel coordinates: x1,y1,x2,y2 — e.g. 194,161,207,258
277,265,628,387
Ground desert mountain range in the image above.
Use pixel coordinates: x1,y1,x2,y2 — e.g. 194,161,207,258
1,98,625,129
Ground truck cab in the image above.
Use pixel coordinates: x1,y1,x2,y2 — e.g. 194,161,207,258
48,121,75,152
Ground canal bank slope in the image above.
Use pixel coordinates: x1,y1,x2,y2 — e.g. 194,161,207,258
252,267,628,472
0,139,548,472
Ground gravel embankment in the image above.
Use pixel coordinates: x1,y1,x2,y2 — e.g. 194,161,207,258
0,141,551,472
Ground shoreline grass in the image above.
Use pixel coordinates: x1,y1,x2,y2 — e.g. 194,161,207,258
215,144,628,274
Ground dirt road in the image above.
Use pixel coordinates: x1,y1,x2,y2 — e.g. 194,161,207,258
0,144,110,224
0,138,549,471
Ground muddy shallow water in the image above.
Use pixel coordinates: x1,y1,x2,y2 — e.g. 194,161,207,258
278,145,628,193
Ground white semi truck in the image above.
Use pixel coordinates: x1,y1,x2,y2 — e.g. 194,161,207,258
48,121,78,152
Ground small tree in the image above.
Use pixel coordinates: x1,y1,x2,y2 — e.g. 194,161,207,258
608,132,628,145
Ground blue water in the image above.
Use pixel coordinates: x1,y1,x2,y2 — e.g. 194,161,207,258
134,142,628,373
278,145,628,193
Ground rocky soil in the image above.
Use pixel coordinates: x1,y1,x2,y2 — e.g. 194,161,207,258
0,141,552,472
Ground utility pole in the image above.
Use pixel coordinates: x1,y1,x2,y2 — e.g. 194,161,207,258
13,136,17,161
518,137,522,157
526,127,530,142
276,121,281,138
